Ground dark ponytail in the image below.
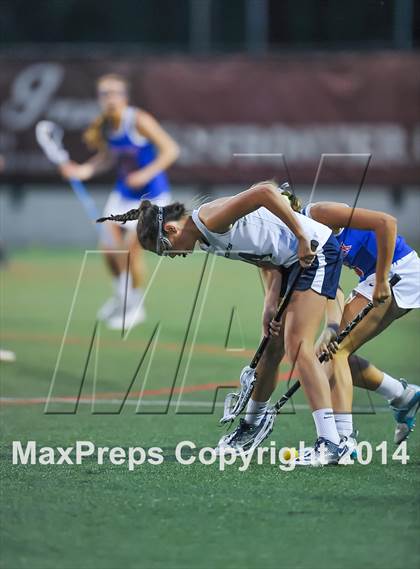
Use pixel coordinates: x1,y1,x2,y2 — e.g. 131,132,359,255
97,200,187,252
97,208,140,224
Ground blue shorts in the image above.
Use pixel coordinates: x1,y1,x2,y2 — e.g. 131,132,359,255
282,235,343,300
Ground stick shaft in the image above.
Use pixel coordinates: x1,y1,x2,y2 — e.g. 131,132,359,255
249,240,319,369
250,266,302,369
273,273,401,413
69,179,100,221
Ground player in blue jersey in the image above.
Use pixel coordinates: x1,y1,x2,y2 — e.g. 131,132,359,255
234,191,419,463
60,73,179,329
302,200,420,449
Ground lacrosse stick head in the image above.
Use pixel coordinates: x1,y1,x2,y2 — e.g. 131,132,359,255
220,392,241,425
219,365,256,424
36,120,69,165
215,409,275,457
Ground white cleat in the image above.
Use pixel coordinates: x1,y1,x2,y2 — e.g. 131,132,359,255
295,437,352,467
107,302,146,331
0,349,16,363
97,296,120,321
298,431,358,465
338,431,359,464
391,380,420,444
215,412,275,457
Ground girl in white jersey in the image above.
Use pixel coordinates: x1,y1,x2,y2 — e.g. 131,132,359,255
97,181,351,465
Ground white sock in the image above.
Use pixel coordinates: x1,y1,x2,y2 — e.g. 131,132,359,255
375,373,404,402
117,271,132,302
312,408,340,445
245,399,268,426
334,413,353,438
128,287,143,307
112,277,120,295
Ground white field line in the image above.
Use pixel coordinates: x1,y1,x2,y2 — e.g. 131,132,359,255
0,396,388,412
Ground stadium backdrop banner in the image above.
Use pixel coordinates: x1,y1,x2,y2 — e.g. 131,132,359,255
1,53,419,185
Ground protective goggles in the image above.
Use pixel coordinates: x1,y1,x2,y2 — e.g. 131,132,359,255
156,207,173,256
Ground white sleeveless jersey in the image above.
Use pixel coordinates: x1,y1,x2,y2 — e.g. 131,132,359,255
191,206,332,269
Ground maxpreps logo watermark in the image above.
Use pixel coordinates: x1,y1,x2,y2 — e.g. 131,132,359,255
11,440,410,472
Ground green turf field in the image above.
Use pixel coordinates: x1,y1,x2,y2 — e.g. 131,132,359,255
1,249,419,569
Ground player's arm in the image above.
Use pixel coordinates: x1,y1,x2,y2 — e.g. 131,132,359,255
310,202,397,305
325,287,345,331
200,182,315,267
260,267,273,292
315,287,345,359
125,110,180,189
59,150,115,181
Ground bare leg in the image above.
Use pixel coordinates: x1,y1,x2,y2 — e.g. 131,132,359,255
100,223,126,277
126,230,146,290
348,296,409,391
253,329,284,402
283,289,331,411
330,293,407,411
103,250,121,277
96,224,131,321
250,271,284,403
349,355,384,391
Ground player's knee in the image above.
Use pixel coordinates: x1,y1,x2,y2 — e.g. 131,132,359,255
334,346,351,361
284,336,312,365
349,354,370,373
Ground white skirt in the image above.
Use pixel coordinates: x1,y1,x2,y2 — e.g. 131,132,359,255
102,191,172,231
351,251,420,309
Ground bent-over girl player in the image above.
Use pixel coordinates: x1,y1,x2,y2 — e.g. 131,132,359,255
97,180,355,466
60,73,179,329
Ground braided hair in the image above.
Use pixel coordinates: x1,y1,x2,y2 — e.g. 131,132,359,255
97,208,140,225
97,200,187,253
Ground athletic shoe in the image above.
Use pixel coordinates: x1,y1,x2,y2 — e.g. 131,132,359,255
298,430,358,464
220,365,256,424
215,412,275,457
339,430,359,463
390,380,420,444
97,296,120,321
107,301,146,331
0,349,16,363
294,437,351,467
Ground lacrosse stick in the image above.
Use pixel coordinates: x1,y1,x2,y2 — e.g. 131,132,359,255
218,273,401,455
220,239,319,424
271,272,402,413
35,120,113,246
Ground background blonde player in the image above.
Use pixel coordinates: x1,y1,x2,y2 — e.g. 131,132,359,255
60,73,179,329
